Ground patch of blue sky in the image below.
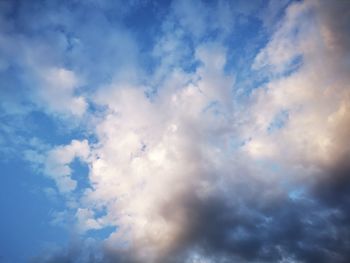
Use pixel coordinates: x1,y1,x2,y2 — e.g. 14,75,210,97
82,207,119,240
123,1,168,47
93,206,108,219
0,65,34,115
0,158,69,263
202,100,223,116
85,226,117,241
224,21,269,97
280,54,303,78
267,109,289,133
0,105,91,262
0,115,40,160
70,159,91,193
87,101,108,121
26,111,88,145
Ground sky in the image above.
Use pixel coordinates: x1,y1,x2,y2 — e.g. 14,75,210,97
0,0,350,262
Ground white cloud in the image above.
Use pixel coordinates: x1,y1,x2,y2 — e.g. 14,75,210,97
252,1,310,72
37,67,87,116
245,0,350,174
0,30,88,117
75,208,106,233
44,139,90,193
77,2,350,260
57,42,235,260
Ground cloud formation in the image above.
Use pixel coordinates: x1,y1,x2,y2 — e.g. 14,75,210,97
45,139,90,193
1,0,350,262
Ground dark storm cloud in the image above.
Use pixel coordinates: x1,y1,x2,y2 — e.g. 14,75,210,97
140,167,350,263
316,0,350,54
37,174,350,263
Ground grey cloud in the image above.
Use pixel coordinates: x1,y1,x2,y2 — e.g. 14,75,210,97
38,173,350,263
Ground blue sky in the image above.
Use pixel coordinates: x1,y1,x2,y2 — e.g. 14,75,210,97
1,1,350,262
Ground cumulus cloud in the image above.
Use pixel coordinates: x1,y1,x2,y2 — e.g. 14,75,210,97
248,0,350,172
2,0,349,262
46,1,349,260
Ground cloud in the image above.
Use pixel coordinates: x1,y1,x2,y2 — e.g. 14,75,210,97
0,0,140,118
2,0,350,262
0,14,87,117
56,1,350,257
96,1,350,262
44,139,90,193
247,0,350,171
35,67,87,116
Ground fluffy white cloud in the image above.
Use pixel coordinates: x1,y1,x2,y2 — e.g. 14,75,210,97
45,139,90,193
53,42,234,260
246,0,350,173
36,67,87,116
